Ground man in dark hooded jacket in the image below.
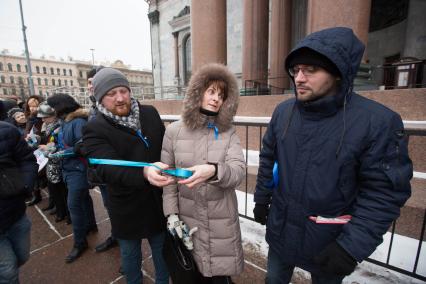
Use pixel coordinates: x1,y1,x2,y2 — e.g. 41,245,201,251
253,27,412,283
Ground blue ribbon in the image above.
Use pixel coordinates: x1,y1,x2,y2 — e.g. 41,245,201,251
207,122,219,140
136,130,150,148
272,162,279,188
88,158,193,179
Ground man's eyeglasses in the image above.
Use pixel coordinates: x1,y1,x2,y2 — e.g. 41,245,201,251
288,65,320,77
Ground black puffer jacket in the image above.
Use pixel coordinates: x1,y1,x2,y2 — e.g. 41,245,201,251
0,121,38,233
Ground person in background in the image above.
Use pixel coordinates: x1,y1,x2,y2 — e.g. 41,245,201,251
162,63,246,284
37,102,70,223
86,65,117,253
47,93,97,263
0,100,38,283
7,107,27,135
23,95,45,207
253,27,412,284
82,68,171,284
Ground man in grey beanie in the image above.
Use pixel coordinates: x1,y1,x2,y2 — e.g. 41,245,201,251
82,67,173,283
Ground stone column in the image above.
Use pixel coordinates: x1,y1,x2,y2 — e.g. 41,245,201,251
242,0,269,87
270,0,292,93
306,0,371,54
172,32,180,83
191,0,226,73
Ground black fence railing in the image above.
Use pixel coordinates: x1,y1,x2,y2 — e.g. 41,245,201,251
161,115,426,281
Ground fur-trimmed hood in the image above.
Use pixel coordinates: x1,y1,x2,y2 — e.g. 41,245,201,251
182,63,239,132
64,108,88,122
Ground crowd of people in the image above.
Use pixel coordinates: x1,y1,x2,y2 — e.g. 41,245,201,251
0,27,413,284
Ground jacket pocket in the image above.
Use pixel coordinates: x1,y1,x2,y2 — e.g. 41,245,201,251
302,220,344,259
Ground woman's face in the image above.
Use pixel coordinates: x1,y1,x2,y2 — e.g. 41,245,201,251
27,99,40,115
201,83,225,113
14,112,27,124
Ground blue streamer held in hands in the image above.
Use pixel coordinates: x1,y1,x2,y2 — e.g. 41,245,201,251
88,158,193,179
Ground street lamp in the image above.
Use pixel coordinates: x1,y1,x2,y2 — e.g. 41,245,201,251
90,48,95,65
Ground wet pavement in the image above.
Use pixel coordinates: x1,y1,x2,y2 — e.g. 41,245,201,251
20,188,269,284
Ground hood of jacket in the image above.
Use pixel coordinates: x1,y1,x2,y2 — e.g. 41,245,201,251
182,63,239,132
64,108,88,122
285,27,365,111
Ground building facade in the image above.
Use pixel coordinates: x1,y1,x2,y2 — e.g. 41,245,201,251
0,53,154,101
148,0,426,98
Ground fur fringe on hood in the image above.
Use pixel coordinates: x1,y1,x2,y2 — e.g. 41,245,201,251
182,63,239,132
64,108,88,122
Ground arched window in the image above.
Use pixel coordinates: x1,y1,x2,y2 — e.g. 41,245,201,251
7,63,13,72
52,79,55,86
0,62,3,71
37,78,41,85
44,78,48,86
17,64,21,72
56,68,60,75
3,88,7,95
64,79,68,86
11,88,16,95
70,80,73,86
43,67,47,74
63,69,66,76
58,79,61,86
1,75,5,83
36,66,40,73
50,68,54,75
69,69,72,76
20,88,25,96
18,77,24,84
183,34,192,84
10,76,14,84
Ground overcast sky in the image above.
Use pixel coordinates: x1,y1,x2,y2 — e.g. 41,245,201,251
0,0,152,71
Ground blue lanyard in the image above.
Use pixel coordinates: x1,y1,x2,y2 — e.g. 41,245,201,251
88,158,193,179
207,122,219,140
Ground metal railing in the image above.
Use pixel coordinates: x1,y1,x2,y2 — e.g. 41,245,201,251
161,115,426,281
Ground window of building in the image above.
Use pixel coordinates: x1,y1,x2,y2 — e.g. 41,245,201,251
11,88,16,95
0,63,3,71
20,88,25,96
37,78,41,85
58,79,61,86
69,69,72,76
183,34,192,85
52,79,55,86
25,65,28,72
50,68,54,75
43,67,47,74
79,71,83,78
7,63,13,72
17,64,21,72
1,76,5,83
64,79,68,86
18,77,24,85
56,68,60,75
36,66,40,74
70,80,73,86
63,69,66,76
44,78,48,86
39,90,43,96
3,88,7,95
10,76,14,84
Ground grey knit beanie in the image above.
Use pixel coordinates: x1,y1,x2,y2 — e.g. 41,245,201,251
93,67,130,102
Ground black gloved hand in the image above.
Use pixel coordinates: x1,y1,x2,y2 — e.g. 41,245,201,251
253,203,269,225
314,241,357,276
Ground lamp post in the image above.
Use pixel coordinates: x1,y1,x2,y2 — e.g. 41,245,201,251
18,0,35,98
90,49,95,65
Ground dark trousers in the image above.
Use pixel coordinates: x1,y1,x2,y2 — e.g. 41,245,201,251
48,181,69,218
99,185,114,238
266,248,345,284
199,276,233,284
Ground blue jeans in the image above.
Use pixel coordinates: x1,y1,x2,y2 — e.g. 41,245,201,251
266,248,345,284
64,173,96,245
0,215,31,284
99,185,114,238
118,232,169,284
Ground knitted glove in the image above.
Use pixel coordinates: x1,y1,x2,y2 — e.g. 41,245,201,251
167,214,198,250
314,241,358,276
253,203,269,225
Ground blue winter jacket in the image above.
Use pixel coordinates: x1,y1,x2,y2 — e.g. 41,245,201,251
254,27,412,273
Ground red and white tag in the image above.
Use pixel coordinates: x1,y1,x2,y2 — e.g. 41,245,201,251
309,215,352,224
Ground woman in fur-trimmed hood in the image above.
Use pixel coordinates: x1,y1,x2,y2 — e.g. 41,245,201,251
162,63,246,282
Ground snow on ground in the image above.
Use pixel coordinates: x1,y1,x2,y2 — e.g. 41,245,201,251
236,190,426,283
